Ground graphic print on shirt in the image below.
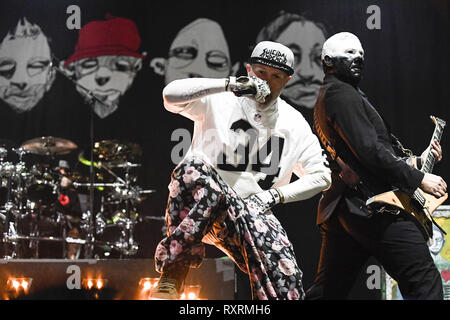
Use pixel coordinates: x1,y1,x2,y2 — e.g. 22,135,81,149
217,118,285,190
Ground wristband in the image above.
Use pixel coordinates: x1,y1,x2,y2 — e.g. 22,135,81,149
274,188,285,203
225,77,236,91
268,189,281,205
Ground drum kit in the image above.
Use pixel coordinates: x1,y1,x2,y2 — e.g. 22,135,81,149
0,136,155,259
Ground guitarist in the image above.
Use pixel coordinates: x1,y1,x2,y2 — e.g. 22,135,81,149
306,32,447,300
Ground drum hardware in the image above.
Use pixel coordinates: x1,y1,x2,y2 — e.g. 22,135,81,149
2,221,19,259
72,182,124,188
0,136,157,260
109,162,141,168
0,139,77,259
142,216,166,222
97,161,142,258
75,144,153,258
0,147,7,160
79,140,142,257
95,212,107,235
4,234,87,244
4,232,137,256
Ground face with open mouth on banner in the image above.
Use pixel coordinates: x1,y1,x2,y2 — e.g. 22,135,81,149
0,18,55,113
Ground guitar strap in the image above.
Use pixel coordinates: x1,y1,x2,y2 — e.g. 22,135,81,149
313,106,359,187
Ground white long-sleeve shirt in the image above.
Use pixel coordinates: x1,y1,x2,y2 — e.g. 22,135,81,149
163,78,331,203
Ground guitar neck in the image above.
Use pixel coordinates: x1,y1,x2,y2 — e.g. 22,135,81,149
421,116,446,174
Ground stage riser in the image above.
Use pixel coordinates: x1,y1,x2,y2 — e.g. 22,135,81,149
0,258,235,300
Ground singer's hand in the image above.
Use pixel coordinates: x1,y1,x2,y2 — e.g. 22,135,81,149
226,76,270,103
244,189,281,215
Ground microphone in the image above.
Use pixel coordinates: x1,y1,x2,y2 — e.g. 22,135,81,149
227,76,259,97
232,86,256,97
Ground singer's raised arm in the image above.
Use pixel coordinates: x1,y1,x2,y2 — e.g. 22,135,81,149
162,78,228,113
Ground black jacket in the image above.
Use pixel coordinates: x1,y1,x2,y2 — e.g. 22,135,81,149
314,74,424,224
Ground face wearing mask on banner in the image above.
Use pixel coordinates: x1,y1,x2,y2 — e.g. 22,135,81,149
0,18,55,113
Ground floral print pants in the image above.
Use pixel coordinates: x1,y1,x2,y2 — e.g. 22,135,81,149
154,156,304,300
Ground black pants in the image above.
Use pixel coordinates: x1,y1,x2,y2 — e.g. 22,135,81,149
306,199,443,300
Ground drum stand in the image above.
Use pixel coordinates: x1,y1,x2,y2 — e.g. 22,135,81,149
2,201,20,259
76,162,146,258
50,57,107,259
1,58,158,260
0,145,78,259
100,162,140,257
1,148,29,259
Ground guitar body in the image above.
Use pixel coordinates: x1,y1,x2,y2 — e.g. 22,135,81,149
366,115,447,239
366,190,448,238
367,190,448,215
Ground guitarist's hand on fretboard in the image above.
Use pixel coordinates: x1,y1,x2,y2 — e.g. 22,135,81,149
421,140,443,165
420,173,447,198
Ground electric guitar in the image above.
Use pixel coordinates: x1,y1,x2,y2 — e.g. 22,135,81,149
366,116,447,239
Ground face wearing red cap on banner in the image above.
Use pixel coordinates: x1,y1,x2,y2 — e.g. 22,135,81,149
62,15,145,118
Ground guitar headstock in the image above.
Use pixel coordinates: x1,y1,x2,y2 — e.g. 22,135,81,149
431,115,446,128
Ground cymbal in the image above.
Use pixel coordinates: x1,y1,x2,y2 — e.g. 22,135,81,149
21,136,78,156
93,140,142,163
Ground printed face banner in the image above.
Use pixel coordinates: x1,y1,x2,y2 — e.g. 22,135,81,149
255,13,327,111
0,18,55,113
150,18,235,84
60,15,145,119
0,0,447,272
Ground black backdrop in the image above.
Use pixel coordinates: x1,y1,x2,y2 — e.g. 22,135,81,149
0,0,448,294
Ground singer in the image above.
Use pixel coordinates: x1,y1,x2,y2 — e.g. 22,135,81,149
149,41,331,300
